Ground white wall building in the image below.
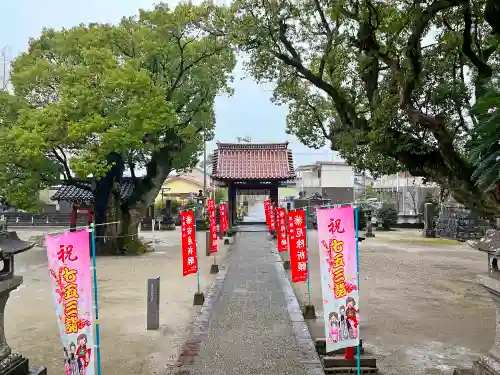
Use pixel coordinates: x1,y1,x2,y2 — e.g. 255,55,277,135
296,161,356,203
372,172,440,216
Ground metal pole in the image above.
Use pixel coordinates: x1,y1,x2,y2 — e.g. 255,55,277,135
203,134,207,197
90,223,102,375
305,207,311,306
354,208,361,375
194,207,201,294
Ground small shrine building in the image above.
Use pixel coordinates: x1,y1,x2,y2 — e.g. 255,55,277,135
211,142,296,227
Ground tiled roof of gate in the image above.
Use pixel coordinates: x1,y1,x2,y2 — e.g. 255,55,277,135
51,179,135,204
212,142,296,181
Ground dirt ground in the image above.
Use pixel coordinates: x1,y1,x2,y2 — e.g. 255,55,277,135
284,229,495,375
6,228,229,375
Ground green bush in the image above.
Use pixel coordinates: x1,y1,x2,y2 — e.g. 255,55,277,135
376,203,398,230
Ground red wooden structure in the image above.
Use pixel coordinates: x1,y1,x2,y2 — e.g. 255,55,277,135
211,142,296,227
50,179,135,229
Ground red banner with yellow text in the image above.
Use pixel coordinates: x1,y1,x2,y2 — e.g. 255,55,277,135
181,210,198,276
288,209,308,282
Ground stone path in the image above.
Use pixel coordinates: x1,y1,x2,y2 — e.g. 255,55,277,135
179,231,321,375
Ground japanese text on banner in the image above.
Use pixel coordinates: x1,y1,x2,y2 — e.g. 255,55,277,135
45,230,95,375
287,210,308,282
267,202,276,232
316,206,359,353
219,202,228,233
207,199,218,253
181,210,198,276
276,207,288,252
264,199,271,227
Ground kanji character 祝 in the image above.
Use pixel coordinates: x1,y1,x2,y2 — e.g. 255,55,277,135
328,218,345,234
57,245,78,263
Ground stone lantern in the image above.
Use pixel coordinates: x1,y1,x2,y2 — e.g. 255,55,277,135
0,217,46,375
457,229,500,375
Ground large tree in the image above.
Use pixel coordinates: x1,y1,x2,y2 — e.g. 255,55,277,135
0,2,235,252
219,0,500,217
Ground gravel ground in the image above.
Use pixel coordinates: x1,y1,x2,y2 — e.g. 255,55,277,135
188,231,307,375
283,229,494,375
6,228,229,375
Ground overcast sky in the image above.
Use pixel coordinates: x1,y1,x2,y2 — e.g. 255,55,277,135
0,0,343,171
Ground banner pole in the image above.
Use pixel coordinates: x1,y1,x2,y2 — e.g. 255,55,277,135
304,207,311,307
354,208,361,375
90,223,102,375
194,208,200,294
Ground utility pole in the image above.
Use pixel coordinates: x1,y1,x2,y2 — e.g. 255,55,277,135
0,47,11,91
203,130,214,197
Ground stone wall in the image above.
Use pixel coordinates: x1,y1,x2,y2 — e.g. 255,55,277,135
436,203,490,241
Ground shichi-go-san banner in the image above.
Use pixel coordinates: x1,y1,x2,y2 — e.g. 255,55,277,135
207,199,218,253
181,210,198,276
316,206,360,353
45,229,95,375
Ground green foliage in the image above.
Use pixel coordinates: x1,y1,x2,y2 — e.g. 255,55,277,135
376,203,398,230
221,0,500,215
214,188,228,203
0,2,236,210
470,88,500,193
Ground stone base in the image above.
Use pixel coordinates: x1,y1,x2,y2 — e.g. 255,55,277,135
365,232,375,238
193,292,205,306
303,304,317,319
210,264,219,274
28,367,46,375
224,238,230,245
472,355,500,375
283,260,291,270
454,350,500,374
0,353,46,375
422,229,436,238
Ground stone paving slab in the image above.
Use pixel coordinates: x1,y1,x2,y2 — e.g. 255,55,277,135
175,232,322,375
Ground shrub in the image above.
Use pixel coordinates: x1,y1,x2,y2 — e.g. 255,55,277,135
376,203,398,230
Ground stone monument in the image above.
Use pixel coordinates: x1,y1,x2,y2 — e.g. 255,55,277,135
0,216,47,375
365,212,375,238
456,228,500,375
422,202,436,238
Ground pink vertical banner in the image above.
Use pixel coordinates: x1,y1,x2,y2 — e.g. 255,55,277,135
316,206,359,353
45,229,95,375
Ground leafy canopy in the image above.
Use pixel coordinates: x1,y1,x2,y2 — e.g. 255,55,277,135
220,0,499,214
0,2,236,209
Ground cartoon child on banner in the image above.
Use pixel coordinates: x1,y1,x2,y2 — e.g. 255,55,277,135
328,312,340,342
66,344,80,375
76,333,91,375
339,305,349,340
346,296,359,339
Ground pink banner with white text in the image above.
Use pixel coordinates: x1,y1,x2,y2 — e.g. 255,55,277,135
45,229,95,375
316,206,359,353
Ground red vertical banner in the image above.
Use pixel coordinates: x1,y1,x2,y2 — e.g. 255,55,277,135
219,202,228,233
181,210,198,276
264,199,271,227
288,209,308,282
266,201,276,232
207,198,218,253
276,207,288,252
